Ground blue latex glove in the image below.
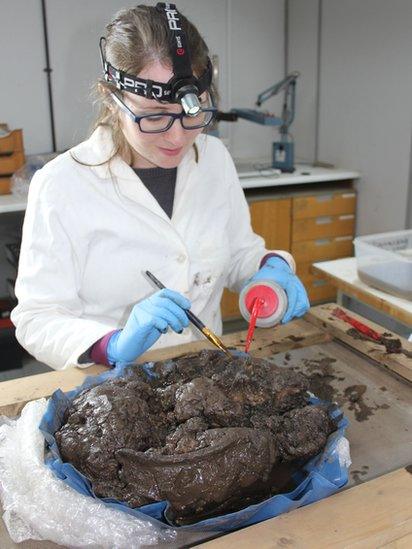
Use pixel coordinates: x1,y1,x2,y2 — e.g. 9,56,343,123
107,288,191,364
250,256,310,324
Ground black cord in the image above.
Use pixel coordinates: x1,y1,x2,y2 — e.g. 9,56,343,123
41,0,57,152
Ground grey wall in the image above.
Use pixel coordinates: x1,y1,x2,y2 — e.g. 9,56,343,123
0,0,285,160
288,0,412,235
228,0,285,159
0,1,52,153
287,0,319,164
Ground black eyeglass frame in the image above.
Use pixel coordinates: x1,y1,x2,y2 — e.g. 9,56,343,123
111,92,217,133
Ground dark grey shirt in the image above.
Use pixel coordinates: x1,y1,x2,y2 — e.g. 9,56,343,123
134,167,177,219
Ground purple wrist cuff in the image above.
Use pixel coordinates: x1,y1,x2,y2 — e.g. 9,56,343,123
259,253,289,268
90,330,118,366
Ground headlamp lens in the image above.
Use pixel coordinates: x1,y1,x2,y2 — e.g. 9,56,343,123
180,93,201,116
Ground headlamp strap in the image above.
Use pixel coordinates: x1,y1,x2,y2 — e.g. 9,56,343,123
156,3,193,81
98,5,212,101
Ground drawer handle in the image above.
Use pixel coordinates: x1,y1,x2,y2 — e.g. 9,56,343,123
313,279,327,287
335,235,353,242
316,194,333,203
339,214,355,220
315,239,331,246
316,216,332,225
342,193,356,198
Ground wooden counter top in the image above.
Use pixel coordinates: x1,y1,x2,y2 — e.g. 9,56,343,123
200,466,412,548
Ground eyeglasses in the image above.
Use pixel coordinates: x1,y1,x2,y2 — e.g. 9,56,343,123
111,92,217,133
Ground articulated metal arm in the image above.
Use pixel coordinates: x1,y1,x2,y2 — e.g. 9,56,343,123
255,71,300,107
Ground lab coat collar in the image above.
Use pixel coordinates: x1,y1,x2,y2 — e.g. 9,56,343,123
73,126,199,224
77,125,197,181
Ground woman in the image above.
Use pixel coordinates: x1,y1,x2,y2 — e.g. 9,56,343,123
12,3,309,370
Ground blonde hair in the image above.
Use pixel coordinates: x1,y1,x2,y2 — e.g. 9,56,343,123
77,4,213,167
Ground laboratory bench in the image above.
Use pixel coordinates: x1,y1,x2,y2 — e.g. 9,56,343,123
0,303,410,547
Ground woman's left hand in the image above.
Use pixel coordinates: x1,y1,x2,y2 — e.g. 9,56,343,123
250,256,310,323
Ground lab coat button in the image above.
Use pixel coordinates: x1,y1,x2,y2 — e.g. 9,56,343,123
177,254,186,263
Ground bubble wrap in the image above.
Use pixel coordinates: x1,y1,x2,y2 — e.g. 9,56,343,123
0,399,207,548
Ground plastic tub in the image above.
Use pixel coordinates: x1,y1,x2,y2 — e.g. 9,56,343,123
354,229,412,299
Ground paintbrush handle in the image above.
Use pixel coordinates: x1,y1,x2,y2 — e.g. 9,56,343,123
145,270,166,290
145,270,232,358
145,270,205,330
185,309,206,330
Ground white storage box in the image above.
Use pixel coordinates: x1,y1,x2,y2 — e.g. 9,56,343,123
354,230,412,300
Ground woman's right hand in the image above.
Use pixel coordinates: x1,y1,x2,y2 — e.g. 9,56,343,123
107,288,191,364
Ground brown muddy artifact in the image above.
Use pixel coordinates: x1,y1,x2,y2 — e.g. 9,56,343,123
55,350,336,525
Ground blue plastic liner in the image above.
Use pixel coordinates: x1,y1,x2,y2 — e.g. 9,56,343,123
39,360,349,533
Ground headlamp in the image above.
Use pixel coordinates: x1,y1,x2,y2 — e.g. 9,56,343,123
176,86,201,116
99,3,212,114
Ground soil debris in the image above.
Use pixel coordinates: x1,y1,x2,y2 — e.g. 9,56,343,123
351,465,369,484
284,352,392,423
346,328,412,357
287,335,304,342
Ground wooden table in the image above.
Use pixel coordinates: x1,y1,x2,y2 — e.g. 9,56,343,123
313,257,412,333
0,304,411,548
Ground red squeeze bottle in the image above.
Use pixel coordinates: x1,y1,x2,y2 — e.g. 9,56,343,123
239,280,288,353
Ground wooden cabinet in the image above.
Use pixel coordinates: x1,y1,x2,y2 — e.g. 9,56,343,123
296,262,338,302
0,152,25,177
0,178,12,195
249,198,292,250
0,130,23,155
0,129,25,194
221,197,292,319
292,189,356,304
221,185,357,320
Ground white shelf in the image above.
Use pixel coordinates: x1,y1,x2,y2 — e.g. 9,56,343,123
0,164,360,214
0,194,27,213
236,163,360,189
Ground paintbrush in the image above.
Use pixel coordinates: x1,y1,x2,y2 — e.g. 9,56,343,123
145,270,233,359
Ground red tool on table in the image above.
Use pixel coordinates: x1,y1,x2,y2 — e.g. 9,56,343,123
332,307,382,341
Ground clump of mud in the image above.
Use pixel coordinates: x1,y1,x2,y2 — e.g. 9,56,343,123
347,328,412,357
56,350,336,525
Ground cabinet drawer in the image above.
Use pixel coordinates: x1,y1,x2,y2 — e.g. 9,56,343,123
0,130,23,154
0,151,25,175
0,177,11,195
299,270,337,303
221,289,240,320
293,191,356,219
297,261,317,278
292,236,353,262
292,214,355,242
307,281,337,303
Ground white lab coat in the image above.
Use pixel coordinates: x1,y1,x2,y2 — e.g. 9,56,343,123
12,127,295,370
